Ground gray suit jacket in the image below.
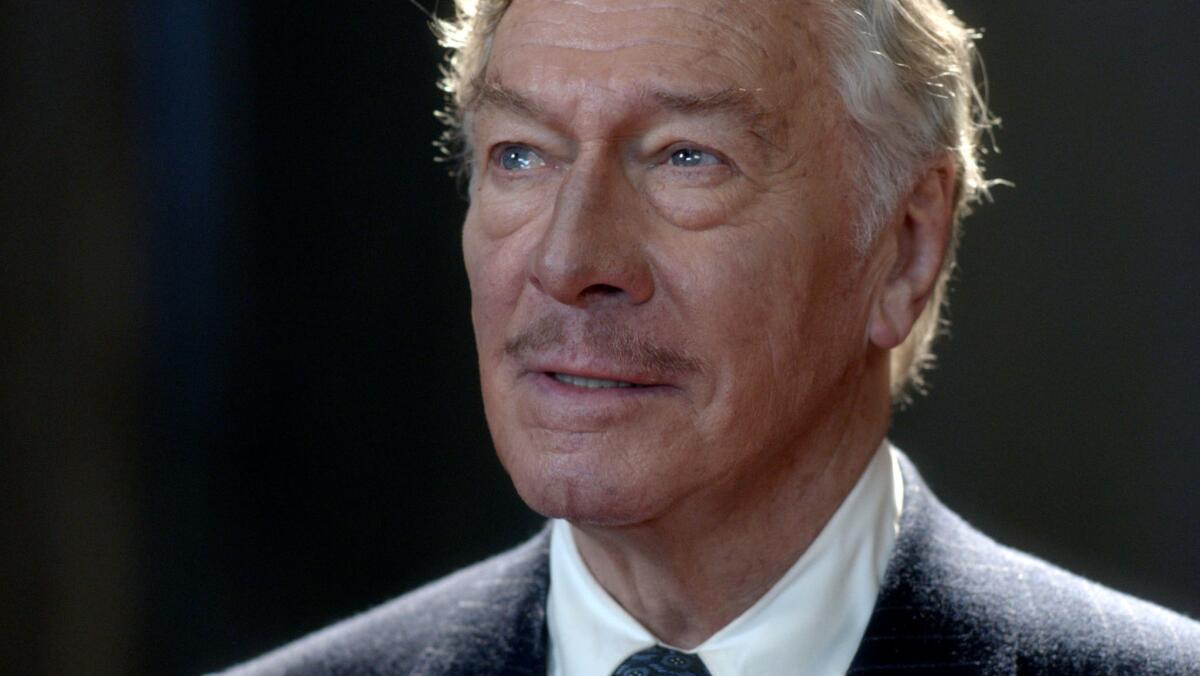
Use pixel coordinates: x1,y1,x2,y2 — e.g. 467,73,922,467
224,454,1200,674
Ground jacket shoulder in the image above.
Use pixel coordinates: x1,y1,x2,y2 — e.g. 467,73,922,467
852,455,1200,674
218,527,551,676
993,538,1200,673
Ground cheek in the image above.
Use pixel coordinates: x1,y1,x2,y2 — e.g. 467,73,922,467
669,222,836,430
668,228,815,400
473,181,557,239
463,213,532,348
468,152,562,236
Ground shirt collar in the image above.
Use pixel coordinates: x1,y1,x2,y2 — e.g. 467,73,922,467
547,441,903,676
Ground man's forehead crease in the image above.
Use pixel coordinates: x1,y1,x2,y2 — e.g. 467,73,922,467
470,76,784,139
514,0,775,46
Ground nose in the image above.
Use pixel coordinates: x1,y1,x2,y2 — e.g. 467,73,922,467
528,151,655,307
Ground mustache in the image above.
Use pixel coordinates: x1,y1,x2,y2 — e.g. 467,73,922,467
504,315,703,376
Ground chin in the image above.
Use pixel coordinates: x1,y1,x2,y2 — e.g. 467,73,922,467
501,446,666,527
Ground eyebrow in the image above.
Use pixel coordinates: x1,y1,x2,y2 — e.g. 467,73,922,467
471,81,775,141
650,88,768,124
471,81,548,118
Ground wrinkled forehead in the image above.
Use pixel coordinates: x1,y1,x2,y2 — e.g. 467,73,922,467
484,0,831,115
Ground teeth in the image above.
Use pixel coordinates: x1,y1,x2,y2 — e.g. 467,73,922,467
553,373,638,389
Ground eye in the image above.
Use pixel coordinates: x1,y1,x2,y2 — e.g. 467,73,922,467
668,147,722,168
495,144,546,172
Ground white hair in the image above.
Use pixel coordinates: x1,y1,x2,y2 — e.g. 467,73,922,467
818,1,999,398
434,0,999,400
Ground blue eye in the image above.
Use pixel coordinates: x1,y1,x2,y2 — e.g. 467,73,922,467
669,147,721,168
497,145,546,171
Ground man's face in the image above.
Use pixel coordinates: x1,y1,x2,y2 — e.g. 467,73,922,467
463,0,883,525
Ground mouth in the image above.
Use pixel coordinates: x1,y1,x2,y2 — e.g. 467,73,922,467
517,366,680,428
549,372,648,389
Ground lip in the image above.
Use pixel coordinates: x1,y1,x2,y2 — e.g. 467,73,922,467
509,354,686,431
505,370,675,437
528,370,675,395
519,356,677,389
521,373,678,423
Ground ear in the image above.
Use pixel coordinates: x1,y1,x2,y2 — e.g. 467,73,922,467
868,155,956,350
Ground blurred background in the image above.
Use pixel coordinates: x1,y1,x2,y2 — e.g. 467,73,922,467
2,1,1197,673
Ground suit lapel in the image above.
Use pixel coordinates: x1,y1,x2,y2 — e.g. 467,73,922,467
847,453,1012,674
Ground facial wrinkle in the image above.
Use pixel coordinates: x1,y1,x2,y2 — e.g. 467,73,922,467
548,0,771,53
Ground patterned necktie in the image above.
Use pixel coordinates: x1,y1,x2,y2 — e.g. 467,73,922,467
611,644,713,676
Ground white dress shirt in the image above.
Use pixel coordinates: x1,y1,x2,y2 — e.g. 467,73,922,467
546,442,904,676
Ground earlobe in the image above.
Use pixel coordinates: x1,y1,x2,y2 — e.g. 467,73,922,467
867,155,955,351
869,281,911,350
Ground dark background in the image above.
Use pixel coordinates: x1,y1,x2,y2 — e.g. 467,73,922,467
2,1,1197,674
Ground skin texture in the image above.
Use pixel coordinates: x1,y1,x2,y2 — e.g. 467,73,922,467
461,0,955,647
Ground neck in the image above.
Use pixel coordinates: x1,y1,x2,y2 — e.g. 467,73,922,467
570,357,892,648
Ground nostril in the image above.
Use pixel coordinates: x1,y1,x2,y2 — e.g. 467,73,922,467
580,283,624,297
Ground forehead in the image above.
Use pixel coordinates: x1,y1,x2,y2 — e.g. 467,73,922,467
484,0,829,117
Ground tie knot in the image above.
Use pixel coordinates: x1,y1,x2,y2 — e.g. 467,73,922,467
612,644,712,676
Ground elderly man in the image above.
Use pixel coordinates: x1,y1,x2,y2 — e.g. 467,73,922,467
226,0,1200,673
